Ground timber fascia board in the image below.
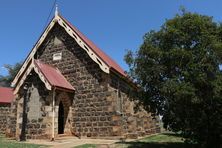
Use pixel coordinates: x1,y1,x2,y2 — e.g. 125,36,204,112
11,14,110,89
14,60,52,94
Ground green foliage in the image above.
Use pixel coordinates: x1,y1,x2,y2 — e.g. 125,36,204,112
125,11,222,147
0,62,22,87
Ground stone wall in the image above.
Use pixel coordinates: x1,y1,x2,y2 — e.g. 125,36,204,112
26,73,51,139
108,73,160,138
7,22,160,139
6,101,16,137
0,104,10,134
35,23,115,138
35,23,160,138
12,72,51,139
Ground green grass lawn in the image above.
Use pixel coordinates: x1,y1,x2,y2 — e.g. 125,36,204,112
0,133,197,148
114,132,197,148
0,135,47,148
74,132,197,148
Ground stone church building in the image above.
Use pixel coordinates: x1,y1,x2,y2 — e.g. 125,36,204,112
1,11,160,140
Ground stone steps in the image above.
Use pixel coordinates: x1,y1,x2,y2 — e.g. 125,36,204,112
56,134,79,140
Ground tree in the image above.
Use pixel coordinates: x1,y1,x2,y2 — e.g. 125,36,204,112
0,62,22,87
125,11,222,147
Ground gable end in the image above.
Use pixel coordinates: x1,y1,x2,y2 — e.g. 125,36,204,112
12,14,111,88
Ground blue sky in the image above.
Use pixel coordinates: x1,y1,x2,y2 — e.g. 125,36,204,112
0,0,222,76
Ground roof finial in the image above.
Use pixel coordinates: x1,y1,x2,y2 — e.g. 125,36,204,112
55,4,58,16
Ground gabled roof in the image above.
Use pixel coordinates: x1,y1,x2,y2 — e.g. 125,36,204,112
12,12,127,91
59,15,127,77
34,60,74,91
14,60,75,94
0,87,14,104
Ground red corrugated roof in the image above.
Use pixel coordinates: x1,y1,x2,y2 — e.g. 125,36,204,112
0,87,14,104
34,60,75,91
59,15,127,77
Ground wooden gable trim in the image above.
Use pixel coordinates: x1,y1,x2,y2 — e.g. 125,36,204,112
12,17,57,87
56,16,110,74
12,14,110,88
14,60,52,94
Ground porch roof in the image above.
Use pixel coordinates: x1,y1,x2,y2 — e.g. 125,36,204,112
34,60,75,91
0,87,14,104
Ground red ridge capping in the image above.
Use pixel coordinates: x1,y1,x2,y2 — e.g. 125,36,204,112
0,87,14,104
59,15,127,78
34,60,75,91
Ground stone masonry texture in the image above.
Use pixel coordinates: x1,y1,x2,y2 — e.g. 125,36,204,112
0,104,10,134
5,22,160,139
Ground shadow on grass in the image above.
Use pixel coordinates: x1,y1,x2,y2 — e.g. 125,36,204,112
116,133,198,148
117,142,197,148
161,132,182,137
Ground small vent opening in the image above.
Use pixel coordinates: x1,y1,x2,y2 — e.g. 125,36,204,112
53,52,62,61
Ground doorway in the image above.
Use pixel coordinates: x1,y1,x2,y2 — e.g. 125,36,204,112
58,101,64,134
